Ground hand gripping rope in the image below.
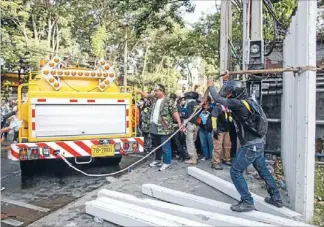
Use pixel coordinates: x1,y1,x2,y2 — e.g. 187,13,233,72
58,105,203,177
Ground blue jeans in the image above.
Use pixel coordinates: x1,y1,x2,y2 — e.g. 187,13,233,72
230,142,281,205
151,134,172,164
199,128,213,159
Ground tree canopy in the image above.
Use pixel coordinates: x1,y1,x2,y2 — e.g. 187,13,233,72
1,0,323,94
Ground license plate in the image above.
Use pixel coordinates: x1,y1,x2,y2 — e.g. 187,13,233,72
91,145,115,157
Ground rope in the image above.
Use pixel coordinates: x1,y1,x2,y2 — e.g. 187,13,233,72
58,104,203,177
220,66,319,77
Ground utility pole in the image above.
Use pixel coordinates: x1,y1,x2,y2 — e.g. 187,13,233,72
250,0,262,40
242,0,249,72
124,24,128,87
227,2,232,72
282,0,317,221
219,0,232,86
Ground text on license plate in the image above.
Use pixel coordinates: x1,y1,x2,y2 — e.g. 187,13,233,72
91,145,115,157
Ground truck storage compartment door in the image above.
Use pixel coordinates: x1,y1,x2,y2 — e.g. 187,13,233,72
34,104,127,137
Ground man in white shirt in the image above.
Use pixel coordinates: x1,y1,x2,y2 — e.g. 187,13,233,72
137,84,183,171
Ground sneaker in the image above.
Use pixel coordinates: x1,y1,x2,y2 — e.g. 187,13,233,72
159,163,171,172
149,160,163,167
200,157,207,161
265,197,284,208
230,200,255,212
211,163,223,170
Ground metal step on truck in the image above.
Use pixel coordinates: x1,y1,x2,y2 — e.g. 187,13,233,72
9,56,144,176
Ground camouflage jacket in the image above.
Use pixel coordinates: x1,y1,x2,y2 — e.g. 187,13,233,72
149,97,178,135
140,106,152,133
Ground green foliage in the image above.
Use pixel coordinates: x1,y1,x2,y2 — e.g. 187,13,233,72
1,81,13,101
0,0,193,72
314,166,324,226
91,26,108,59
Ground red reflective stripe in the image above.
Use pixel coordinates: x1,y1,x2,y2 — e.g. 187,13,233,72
126,109,129,116
126,121,129,128
38,154,45,159
56,142,82,157
91,140,100,145
74,141,91,154
11,149,19,160
32,109,35,118
117,100,125,103
87,99,95,103
16,144,29,149
32,122,36,130
120,139,129,144
37,99,46,102
109,140,116,145
134,138,144,148
70,99,78,103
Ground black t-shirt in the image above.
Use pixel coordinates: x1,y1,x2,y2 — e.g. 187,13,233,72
184,100,199,124
211,104,229,132
208,86,264,145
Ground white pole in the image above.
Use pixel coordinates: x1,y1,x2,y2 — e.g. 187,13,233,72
242,0,249,71
294,0,317,221
250,0,263,40
219,0,228,86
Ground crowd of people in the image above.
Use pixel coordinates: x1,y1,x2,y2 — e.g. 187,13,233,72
136,84,236,171
136,81,284,212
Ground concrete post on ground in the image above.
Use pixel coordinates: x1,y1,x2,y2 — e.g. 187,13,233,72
281,0,317,222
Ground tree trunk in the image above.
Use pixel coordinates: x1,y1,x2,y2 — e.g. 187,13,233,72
32,15,39,43
141,44,150,77
186,63,194,90
47,16,52,45
56,23,60,54
156,57,164,73
52,25,56,51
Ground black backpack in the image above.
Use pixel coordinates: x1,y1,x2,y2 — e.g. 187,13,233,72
241,99,268,138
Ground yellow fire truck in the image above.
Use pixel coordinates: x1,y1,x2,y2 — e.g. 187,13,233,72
9,57,144,176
